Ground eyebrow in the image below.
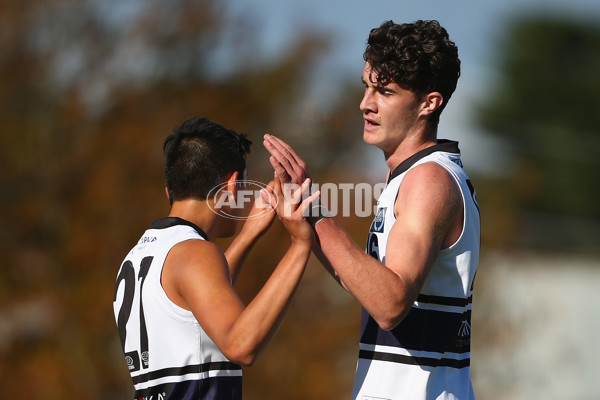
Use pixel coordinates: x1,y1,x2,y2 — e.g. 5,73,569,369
362,76,392,93
361,75,379,87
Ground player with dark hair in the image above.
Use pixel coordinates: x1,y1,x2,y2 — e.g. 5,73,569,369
114,116,319,399
163,117,251,205
264,20,480,399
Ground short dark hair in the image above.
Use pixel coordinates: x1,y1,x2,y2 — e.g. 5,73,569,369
364,20,461,126
163,116,251,203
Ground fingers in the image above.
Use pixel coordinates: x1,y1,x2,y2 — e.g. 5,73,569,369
256,180,274,207
266,175,287,216
263,134,310,185
297,190,321,218
288,177,312,206
264,134,303,166
268,155,292,183
264,177,315,219
260,184,278,210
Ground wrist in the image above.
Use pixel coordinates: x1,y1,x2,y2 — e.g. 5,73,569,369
289,235,314,249
305,201,332,227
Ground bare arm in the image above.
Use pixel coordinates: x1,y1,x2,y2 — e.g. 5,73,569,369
263,135,462,330
225,182,276,283
314,163,462,329
163,179,319,366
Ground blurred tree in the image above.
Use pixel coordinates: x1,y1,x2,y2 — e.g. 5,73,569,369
476,15,600,254
0,0,366,399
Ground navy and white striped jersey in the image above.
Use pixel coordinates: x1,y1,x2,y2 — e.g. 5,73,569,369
113,217,242,400
357,140,480,400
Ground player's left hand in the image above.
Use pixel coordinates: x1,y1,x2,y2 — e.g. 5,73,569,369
263,134,311,186
240,180,277,238
261,176,320,247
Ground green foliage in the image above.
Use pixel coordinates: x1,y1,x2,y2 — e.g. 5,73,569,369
476,15,600,252
480,17,600,142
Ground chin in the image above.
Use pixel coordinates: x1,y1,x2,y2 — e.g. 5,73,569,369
363,131,382,148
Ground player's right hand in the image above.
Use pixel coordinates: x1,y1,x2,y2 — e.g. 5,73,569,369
261,176,320,247
263,134,311,186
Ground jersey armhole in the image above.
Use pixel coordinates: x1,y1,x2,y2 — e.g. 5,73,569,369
156,239,201,323
439,166,467,252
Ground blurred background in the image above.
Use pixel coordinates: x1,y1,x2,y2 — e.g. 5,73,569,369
1,0,599,399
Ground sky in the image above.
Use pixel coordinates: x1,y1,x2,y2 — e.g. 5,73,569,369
226,0,600,176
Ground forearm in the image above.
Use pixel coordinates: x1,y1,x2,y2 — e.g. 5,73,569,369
314,218,412,330
312,239,345,289
224,242,311,365
225,227,261,284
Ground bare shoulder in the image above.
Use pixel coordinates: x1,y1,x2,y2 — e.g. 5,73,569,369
170,239,226,267
395,161,462,225
399,161,460,201
163,239,231,309
404,161,456,186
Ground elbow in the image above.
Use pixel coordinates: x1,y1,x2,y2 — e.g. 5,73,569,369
220,331,266,367
223,348,257,367
377,315,403,331
372,303,411,331
237,354,257,368
222,340,261,367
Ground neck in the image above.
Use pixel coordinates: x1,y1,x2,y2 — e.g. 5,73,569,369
168,199,223,241
384,135,438,174
379,119,438,172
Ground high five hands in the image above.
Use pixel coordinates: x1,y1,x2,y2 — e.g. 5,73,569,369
263,134,312,187
260,175,320,246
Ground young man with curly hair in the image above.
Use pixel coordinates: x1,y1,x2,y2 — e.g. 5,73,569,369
264,20,480,399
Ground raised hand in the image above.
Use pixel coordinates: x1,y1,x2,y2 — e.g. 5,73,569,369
240,180,277,238
263,134,311,186
261,177,320,246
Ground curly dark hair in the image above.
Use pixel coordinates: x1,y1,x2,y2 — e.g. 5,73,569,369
163,116,251,204
364,20,461,126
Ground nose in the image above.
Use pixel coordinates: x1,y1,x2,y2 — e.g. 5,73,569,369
360,88,375,114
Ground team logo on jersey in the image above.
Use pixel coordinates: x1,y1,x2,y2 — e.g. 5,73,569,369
370,207,386,233
455,319,471,349
366,208,385,261
366,232,380,260
141,351,149,368
449,155,464,168
125,350,141,372
458,319,471,337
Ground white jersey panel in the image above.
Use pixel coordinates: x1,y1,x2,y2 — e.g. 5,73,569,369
114,217,242,400
356,140,480,400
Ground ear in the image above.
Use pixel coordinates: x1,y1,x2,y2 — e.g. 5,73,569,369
420,92,444,117
224,171,239,200
165,186,170,200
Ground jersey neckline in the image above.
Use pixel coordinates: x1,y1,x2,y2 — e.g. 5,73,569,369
387,139,460,183
149,217,210,241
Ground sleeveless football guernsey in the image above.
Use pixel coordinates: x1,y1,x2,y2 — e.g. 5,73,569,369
114,217,242,400
356,140,480,400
